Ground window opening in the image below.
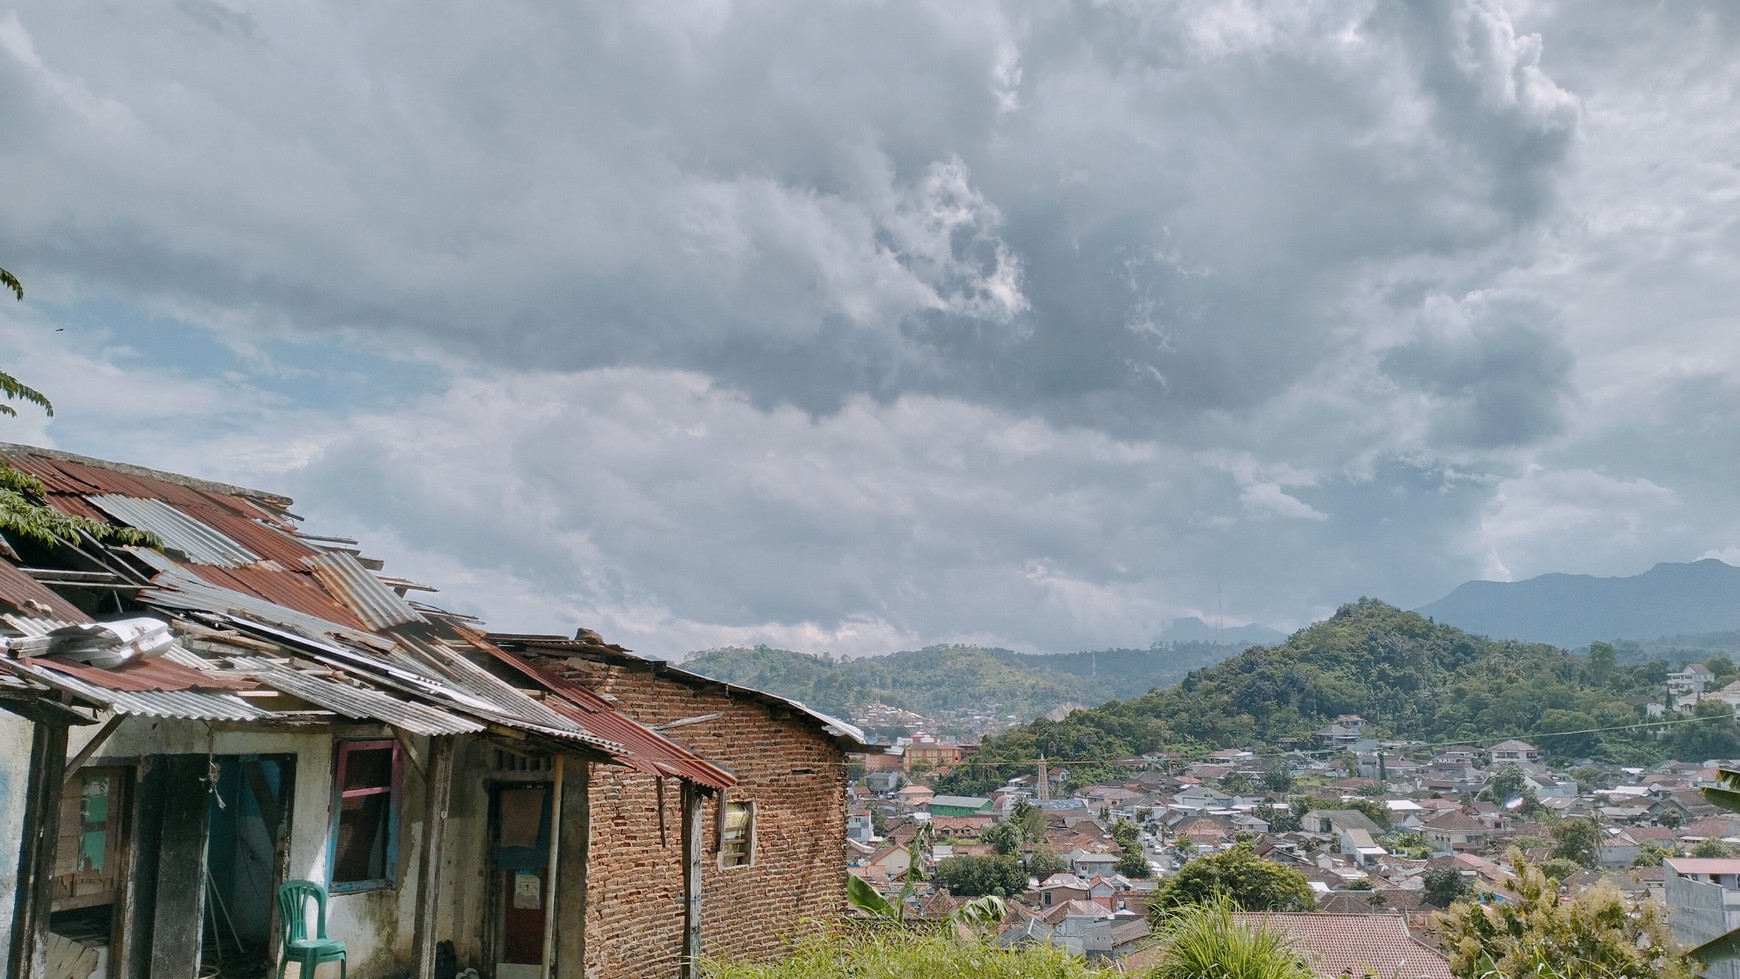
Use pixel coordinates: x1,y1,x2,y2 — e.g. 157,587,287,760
718,800,755,869
330,740,400,892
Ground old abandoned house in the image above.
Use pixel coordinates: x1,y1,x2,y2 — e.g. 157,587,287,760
490,634,871,975
0,445,870,979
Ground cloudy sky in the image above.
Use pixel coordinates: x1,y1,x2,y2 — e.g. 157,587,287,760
1,0,1736,658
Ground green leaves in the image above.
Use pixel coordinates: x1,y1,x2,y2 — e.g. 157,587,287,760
0,464,159,548
1,266,20,302
845,873,899,922
1702,768,1740,815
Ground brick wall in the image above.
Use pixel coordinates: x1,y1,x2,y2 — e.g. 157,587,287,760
532,655,848,978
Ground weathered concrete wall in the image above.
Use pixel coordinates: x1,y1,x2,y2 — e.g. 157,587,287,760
0,712,559,979
534,656,848,978
0,709,34,960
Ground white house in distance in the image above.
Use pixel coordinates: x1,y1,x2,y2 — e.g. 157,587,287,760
1671,663,1717,697
1488,740,1543,765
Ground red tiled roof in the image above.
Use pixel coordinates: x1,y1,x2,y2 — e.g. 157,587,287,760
1231,913,1453,979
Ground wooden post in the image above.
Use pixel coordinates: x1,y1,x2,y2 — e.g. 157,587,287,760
150,755,212,978
540,755,565,979
680,783,704,979
8,721,69,979
412,736,456,979
553,760,589,979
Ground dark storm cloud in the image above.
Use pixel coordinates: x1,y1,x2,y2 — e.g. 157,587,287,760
1382,292,1574,449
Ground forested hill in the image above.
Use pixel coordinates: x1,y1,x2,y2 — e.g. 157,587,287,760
946,599,1730,789
677,641,1234,727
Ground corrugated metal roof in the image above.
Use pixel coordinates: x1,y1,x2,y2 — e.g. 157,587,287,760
491,633,880,752
140,564,383,646
0,561,89,621
492,646,737,790
239,661,484,737
390,628,580,731
0,659,271,722
88,495,261,567
305,552,427,629
189,564,372,633
32,654,256,693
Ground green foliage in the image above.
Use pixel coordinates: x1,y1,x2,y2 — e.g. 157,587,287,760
1345,798,1391,831
1026,846,1065,880
1423,867,1473,908
1673,700,1740,762
1692,839,1740,859
1634,840,1679,867
1437,852,1692,979
981,821,1020,856
1150,843,1316,915
1540,857,1584,883
1,266,20,302
1704,768,1740,815
700,932,1104,979
1146,902,1315,979
966,600,1691,775
1551,819,1601,870
935,855,1028,898
1484,763,1527,804
1254,803,1299,834
1007,799,1048,844
1379,831,1432,860
0,465,158,548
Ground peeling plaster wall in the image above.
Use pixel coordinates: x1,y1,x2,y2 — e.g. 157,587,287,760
0,710,35,960
64,718,425,979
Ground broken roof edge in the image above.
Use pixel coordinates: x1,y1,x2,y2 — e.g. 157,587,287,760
491,632,887,754
0,442,293,508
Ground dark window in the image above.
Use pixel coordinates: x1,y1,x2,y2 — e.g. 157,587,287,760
330,741,399,892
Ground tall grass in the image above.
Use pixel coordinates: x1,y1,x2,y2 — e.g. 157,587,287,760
1147,904,1315,979
699,930,1108,979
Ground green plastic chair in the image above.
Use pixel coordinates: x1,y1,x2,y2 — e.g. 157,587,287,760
276,879,347,979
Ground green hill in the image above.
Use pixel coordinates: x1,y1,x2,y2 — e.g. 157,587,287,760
677,641,1234,733
942,599,1732,791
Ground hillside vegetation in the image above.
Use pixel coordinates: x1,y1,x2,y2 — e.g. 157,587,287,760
943,599,1731,792
679,641,1233,728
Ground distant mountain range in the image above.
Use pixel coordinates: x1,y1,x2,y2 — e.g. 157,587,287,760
1156,616,1287,645
1416,558,1740,649
675,640,1246,736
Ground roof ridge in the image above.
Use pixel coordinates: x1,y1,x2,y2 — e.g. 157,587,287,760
0,442,291,507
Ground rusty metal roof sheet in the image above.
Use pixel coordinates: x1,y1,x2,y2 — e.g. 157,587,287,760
140,563,382,646
189,565,372,633
239,660,484,737
491,633,880,753
32,654,256,693
0,658,272,722
0,561,89,621
0,446,289,508
305,552,427,629
490,646,737,789
88,495,261,567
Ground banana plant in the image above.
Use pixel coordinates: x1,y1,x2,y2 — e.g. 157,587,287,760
845,821,1009,927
